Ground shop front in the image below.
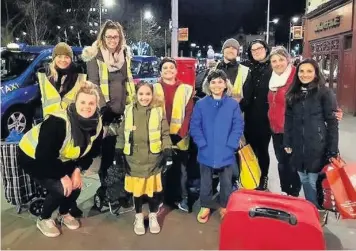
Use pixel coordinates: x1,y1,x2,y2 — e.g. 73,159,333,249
303,0,356,115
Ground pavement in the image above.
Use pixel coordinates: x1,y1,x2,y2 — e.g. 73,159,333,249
1,115,356,250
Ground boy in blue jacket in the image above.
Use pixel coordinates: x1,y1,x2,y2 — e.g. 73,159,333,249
190,69,244,223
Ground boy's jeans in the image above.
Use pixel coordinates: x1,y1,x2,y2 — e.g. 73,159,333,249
200,164,233,208
298,171,320,209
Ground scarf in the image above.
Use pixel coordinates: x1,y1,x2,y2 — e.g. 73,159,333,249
100,47,125,72
67,103,99,149
269,64,292,91
48,63,78,97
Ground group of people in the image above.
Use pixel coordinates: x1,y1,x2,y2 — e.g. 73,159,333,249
17,19,341,238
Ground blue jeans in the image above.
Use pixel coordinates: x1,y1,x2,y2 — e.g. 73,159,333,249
200,164,233,208
298,171,320,209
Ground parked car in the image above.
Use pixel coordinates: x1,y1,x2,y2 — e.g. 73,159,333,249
131,56,160,84
0,43,84,138
1,45,162,138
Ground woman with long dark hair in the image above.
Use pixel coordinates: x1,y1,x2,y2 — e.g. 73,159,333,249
284,58,339,209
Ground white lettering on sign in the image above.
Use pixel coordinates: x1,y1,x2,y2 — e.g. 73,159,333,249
0,83,20,95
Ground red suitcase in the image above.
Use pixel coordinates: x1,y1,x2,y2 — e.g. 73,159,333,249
220,189,326,250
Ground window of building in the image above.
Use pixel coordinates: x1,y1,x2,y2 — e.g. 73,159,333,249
344,35,352,50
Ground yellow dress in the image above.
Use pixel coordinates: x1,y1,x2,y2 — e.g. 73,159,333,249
124,173,163,198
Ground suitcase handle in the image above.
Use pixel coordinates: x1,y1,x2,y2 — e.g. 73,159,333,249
249,207,297,225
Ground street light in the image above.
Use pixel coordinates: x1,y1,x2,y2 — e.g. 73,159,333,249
99,0,115,27
140,10,153,55
271,18,279,24
289,16,300,53
57,26,61,30
190,43,196,48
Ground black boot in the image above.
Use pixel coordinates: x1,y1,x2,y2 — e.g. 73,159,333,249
256,176,268,191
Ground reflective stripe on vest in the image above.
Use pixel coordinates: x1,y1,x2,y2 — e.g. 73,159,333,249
153,83,192,150
232,64,249,97
19,110,102,161
123,105,163,155
97,53,135,105
38,72,87,117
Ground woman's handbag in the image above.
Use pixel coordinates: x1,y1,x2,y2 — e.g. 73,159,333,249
325,156,356,219
238,136,261,189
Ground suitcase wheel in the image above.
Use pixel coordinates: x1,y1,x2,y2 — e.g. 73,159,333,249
16,205,22,214
94,193,103,212
29,198,45,216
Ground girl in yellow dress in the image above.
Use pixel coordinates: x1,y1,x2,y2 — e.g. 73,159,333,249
116,81,172,235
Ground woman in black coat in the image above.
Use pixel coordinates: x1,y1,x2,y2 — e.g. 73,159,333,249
284,59,339,209
241,39,272,190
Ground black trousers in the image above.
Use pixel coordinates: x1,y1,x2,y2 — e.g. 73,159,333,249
134,194,159,213
162,150,188,204
272,133,301,196
244,126,271,181
36,178,81,219
99,135,117,186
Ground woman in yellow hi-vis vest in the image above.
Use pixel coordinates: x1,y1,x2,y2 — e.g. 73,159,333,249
82,20,135,198
18,81,103,238
153,57,194,213
37,42,87,118
116,81,172,235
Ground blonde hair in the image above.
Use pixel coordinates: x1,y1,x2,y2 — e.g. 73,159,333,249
96,20,126,52
75,81,100,105
270,46,291,63
48,61,58,81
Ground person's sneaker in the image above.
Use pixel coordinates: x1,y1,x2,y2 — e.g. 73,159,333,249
58,213,80,230
36,218,61,238
197,207,210,224
256,177,268,191
148,212,161,234
280,192,288,196
133,213,145,235
318,209,328,226
178,198,189,212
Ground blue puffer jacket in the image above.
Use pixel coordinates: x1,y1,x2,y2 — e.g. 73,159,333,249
190,95,244,169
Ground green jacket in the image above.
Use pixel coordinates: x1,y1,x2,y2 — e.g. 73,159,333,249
116,103,172,178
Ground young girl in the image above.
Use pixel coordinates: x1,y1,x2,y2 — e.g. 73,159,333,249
284,59,339,209
190,69,244,223
116,81,172,235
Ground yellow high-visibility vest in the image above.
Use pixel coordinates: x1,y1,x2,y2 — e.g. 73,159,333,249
232,64,250,97
97,51,135,105
19,110,102,162
153,83,193,151
123,105,163,155
37,72,87,117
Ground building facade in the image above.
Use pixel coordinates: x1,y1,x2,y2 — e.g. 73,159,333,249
303,0,356,115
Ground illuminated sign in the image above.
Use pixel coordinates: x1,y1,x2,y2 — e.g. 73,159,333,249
315,16,341,32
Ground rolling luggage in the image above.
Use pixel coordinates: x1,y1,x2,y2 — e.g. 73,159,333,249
220,189,326,250
0,142,46,215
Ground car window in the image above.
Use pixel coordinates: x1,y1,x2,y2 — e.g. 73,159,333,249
1,51,39,81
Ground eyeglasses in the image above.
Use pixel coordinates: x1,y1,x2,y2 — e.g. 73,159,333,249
251,47,265,53
105,35,120,40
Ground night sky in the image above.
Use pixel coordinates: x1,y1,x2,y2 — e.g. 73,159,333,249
117,0,305,50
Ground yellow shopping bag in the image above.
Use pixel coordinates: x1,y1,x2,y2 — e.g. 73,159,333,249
238,137,261,189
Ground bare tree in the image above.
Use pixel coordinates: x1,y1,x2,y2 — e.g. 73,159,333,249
125,16,167,55
17,0,53,45
1,0,24,46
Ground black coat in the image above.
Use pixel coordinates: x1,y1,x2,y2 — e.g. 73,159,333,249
241,59,272,135
284,86,339,173
18,116,103,180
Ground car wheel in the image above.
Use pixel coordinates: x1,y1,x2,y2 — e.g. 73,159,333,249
2,106,33,138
